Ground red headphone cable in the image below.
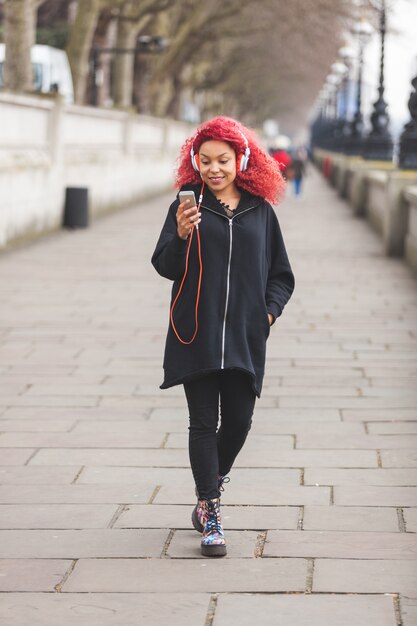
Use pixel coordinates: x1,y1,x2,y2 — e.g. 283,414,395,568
170,182,204,344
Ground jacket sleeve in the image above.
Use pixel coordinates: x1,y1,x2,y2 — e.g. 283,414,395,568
151,199,189,281
265,204,295,324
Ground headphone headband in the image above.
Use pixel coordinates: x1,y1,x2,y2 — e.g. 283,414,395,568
190,127,251,172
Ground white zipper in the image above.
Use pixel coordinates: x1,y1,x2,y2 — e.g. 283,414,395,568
221,219,233,368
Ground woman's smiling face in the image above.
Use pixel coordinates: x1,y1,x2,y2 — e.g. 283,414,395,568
198,140,238,196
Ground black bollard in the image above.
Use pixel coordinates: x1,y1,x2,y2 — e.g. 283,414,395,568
63,187,89,228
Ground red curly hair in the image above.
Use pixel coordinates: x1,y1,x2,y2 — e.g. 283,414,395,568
175,116,285,204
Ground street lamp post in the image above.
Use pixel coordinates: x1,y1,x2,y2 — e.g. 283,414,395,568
323,73,341,150
330,60,349,151
91,35,168,107
344,19,373,155
337,46,355,150
398,68,417,169
363,0,393,160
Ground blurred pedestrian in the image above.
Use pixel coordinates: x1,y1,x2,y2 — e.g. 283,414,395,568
271,146,293,180
291,147,307,198
151,116,294,557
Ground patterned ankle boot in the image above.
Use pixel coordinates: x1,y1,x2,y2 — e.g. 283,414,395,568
191,475,230,533
200,498,227,557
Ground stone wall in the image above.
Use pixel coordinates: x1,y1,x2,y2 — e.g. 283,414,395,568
314,149,417,274
404,186,417,273
0,93,193,249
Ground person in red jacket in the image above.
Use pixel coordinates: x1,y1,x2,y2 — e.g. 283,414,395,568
271,148,293,180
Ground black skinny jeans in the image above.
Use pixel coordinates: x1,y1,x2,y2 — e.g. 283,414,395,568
184,370,256,500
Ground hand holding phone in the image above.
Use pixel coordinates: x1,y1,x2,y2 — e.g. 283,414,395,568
177,191,201,240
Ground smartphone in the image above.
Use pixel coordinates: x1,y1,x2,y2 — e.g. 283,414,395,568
179,190,197,207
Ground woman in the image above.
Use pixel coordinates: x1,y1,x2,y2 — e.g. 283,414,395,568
151,116,294,557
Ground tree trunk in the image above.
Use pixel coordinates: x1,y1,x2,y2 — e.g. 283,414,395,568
112,18,137,108
165,73,182,119
133,56,151,114
3,0,36,92
66,0,101,104
86,8,114,107
112,11,154,109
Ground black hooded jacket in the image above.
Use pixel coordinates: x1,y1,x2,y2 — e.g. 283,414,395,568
151,184,295,397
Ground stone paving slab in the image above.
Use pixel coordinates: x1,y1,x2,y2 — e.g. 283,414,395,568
296,433,417,449
367,421,417,434
251,421,365,434
213,593,397,626
401,597,417,626
0,504,119,528
403,508,417,532
25,383,138,396
280,397,417,409
0,559,72,591
0,466,82,484
0,485,153,504
62,558,307,592
2,406,151,420
0,418,76,432
72,419,185,433
0,431,165,448
0,396,99,407
114,504,300,530
75,466,202,487
167,530,260,558
278,374,369,386
263,530,417,559
343,409,417,421
262,385,361,397
29,447,190,467
333,486,417,506
0,592,211,626
0,448,37,465
381,450,417,467
313,558,417,596
0,529,169,558
303,505,400,532
304,468,417,485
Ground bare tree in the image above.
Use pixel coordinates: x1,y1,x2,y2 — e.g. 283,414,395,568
167,0,352,129
3,0,45,92
66,0,103,104
36,0,354,132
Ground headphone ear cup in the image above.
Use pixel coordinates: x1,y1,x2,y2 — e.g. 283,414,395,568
190,147,200,172
239,148,250,172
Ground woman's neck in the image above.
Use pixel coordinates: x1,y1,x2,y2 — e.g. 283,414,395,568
215,185,241,209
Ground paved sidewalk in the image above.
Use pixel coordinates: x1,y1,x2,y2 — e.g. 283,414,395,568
0,169,416,626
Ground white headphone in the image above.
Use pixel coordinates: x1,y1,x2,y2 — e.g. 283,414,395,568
191,128,251,173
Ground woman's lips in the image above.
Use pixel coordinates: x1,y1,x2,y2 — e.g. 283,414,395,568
209,177,224,184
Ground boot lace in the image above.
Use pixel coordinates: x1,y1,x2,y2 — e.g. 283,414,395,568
218,475,230,492
205,500,222,534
